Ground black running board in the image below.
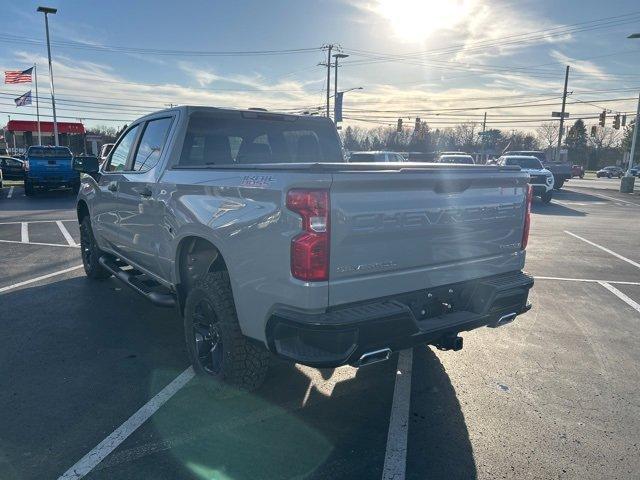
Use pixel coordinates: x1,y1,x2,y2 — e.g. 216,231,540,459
98,255,176,308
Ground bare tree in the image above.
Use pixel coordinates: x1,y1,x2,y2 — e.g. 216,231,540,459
536,122,558,150
588,126,620,150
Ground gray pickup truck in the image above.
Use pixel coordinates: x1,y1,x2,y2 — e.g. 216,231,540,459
74,106,534,391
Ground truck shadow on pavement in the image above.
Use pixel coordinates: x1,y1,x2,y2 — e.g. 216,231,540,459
531,200,586,217
0,275,476,480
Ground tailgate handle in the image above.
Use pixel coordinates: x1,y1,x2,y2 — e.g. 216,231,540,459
433,179,472,194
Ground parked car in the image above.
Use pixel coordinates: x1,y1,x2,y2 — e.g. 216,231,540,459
437,154,475,165
498,155,554,203
629,165,639,177
596,166,624,178
571,164,584,178
0,156,25,180
348,151,406,163
73,106,534,391
24,146,79,196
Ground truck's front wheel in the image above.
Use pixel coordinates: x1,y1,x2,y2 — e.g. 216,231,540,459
80,216,111,279
184,271,270,392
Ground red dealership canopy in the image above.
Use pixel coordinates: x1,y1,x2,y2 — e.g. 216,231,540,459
6,120,85,134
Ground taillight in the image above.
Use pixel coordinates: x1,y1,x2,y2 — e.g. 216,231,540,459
287,189,330,281
521,184,533,250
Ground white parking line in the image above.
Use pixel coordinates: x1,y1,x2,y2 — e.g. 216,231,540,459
0,219,75,225
580,190,640,207
7,186,14,198
0,239,80,249
565,231,640,270
56,220,77,246
382,349,413,480
534,276,640,286
0,264,83,294
21,222,29,243
599,282,640,314
57,367,194,480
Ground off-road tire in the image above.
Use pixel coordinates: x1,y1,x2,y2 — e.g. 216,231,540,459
184,271,270,392
24,180,34,196
553,178,565,190
541,190,553,204
80,216,111,279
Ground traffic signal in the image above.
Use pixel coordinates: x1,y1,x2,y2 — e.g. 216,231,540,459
590,125,597,137
598,110,606,127
613,114,620,130
397,118,403,132
622,115,627,127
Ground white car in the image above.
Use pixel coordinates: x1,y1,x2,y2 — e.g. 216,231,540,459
498,155,554,203
437,154,475,165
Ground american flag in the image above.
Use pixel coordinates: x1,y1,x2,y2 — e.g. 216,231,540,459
14,90,32,107
5,67,33,84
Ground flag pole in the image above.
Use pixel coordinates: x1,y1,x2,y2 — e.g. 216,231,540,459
34,64,41,145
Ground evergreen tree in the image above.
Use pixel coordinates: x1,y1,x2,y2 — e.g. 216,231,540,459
565,119,588,165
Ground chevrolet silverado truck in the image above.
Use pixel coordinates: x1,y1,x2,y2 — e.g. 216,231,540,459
74,106,534,391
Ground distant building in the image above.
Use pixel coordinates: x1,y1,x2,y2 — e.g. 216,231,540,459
5,120,86,155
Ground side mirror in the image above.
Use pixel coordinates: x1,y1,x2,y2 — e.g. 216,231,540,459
73,156,99,174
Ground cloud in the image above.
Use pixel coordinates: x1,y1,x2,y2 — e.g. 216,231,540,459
549,50,611,80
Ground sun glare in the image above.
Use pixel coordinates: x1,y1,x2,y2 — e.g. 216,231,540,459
373,0,475,43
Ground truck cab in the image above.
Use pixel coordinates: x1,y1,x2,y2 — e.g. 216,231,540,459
24,146,79,196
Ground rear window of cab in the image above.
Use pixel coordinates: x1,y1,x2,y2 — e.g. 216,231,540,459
27,147,72,157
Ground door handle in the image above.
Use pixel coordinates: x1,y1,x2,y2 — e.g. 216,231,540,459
139,186,152,198
107,182,118,192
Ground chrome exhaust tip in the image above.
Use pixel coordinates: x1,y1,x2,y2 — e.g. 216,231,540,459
357,348,392,367
496,312,517,327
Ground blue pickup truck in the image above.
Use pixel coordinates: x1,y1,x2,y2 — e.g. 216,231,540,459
24,146,80,195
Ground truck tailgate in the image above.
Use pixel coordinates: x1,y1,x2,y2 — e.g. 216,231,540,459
328,166,529,306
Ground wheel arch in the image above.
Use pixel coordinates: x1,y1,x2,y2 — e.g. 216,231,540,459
77,200,90,224
175,236,229,315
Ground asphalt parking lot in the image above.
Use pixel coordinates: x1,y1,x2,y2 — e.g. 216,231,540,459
1,179,639,480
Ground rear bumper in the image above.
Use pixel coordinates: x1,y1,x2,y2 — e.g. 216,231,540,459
266,271,533,367
27,176,79,187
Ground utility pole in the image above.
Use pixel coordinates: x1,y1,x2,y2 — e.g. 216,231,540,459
325,45,333,118
556,65,570,162
478,112,487,163
38,6,59,146
333,53,348,121
34,63,41,145
620,91,639,193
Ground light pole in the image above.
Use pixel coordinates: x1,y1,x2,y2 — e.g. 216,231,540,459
333,53,349,121
621,33,640,193
37,6,59,146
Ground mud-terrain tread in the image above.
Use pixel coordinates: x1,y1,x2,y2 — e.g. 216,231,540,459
185,271,270,391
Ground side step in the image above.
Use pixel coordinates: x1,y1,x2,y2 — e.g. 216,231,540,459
98,255,176,308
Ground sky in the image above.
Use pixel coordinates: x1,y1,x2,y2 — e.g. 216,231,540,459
0,0,639,133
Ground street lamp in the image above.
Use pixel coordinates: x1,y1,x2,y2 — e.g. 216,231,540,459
621,33,640,193
37,6,59,146
332,53,349,121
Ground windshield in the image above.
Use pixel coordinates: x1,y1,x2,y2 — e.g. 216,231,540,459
349,153,380,162
503,157,543,169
